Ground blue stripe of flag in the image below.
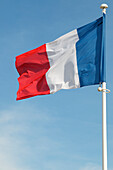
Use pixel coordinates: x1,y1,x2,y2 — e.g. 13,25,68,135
76,17,103,87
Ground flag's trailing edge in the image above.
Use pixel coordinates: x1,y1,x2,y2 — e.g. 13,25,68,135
15,17,103,100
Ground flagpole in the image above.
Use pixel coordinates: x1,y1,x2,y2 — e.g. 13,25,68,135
100,4,108,170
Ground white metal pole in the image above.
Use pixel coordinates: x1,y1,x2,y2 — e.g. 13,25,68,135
100,4,108,170
102,82,107,170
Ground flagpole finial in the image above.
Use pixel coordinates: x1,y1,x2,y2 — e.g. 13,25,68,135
100,4,108,14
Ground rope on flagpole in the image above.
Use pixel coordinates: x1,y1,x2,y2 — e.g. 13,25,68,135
98,86,110,93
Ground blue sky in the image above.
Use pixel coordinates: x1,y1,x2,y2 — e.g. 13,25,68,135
0,0,113,169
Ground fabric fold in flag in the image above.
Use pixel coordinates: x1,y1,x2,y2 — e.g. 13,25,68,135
15,17,103,100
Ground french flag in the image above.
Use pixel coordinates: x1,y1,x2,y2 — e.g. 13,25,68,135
15,17,103,100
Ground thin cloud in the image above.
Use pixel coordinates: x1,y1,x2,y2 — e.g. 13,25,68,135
0,104,64,170
0,104,110,170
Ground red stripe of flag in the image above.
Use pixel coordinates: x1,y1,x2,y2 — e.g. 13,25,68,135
15,44,50,100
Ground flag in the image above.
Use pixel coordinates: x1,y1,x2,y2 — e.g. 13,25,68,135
15,17,103,100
